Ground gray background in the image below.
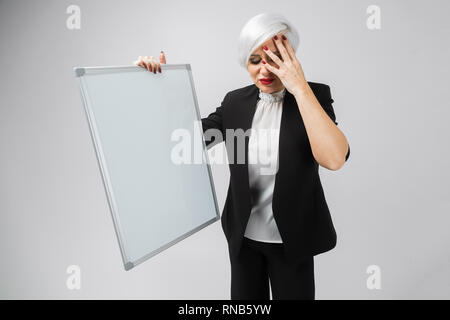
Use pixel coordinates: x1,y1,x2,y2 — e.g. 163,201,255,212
1,0,449,299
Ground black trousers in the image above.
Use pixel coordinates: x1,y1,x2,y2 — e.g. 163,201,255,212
229,236,315,300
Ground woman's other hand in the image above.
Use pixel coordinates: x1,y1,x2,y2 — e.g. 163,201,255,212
133,51,166,73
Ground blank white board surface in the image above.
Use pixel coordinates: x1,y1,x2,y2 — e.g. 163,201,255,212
74,65,220,271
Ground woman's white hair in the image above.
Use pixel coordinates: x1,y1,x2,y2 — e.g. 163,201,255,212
237,13,300,69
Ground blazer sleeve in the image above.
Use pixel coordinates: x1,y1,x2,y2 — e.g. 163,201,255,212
201,92,229,149
318,84,350,162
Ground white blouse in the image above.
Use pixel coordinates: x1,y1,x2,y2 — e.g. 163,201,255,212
243,87,286,243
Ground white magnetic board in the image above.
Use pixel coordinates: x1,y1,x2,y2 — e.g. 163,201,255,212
74,64,220,271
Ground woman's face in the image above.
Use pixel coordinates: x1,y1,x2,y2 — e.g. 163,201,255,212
247,32,286,93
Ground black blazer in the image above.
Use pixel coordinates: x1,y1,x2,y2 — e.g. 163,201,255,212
201,82,350,261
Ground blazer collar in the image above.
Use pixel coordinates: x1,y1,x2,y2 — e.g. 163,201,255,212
238,84,296,133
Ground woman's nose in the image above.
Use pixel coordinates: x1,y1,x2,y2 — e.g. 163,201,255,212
260,66,271,76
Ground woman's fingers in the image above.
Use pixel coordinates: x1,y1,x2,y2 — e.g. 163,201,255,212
147,56,160,74
150,60,157,74
134,54,164,73
145,56,154,72
160,51,166,64
134,56,146,69
158,51,165,73
154,62,161,73
137,55,150,71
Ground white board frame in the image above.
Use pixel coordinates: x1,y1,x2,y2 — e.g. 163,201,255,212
74,64,220,271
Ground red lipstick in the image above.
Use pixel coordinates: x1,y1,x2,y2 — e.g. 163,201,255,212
260,78,274,85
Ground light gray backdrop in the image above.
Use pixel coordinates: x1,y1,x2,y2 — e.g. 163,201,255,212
1,0,449,299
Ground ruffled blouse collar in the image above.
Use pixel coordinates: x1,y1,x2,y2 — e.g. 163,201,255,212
258,87,286,103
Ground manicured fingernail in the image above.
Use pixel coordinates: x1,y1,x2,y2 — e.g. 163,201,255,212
273,35,278,40
282,35,286,40
262,60,266,64
263,46,268,50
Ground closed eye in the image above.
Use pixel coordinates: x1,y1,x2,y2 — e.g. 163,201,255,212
250,52,283,64
250,53,282,65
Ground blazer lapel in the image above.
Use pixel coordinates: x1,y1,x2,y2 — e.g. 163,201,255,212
272,89,299,208
233,84,260,132
226,84,259,223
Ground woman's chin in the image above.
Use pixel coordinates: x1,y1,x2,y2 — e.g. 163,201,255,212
257,83,283,93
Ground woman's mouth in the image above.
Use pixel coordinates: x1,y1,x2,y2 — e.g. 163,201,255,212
260,78,274,85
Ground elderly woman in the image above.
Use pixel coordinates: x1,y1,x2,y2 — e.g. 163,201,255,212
134,12,350,300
